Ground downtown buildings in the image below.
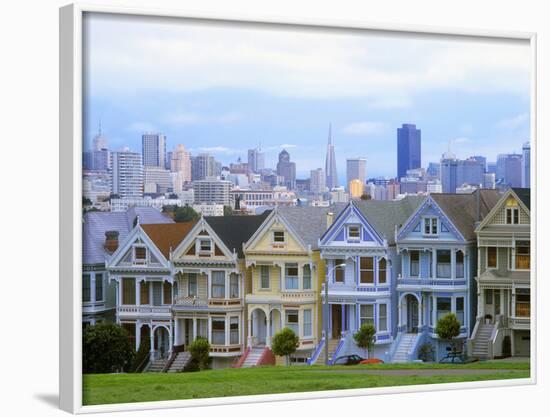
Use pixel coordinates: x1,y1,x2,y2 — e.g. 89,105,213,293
397,124,421,180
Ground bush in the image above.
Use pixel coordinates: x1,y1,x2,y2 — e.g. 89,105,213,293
436,314,461,341
418,342,435,362
354,323,376,359
271,328,300,365
83,323,135,374
188,337,211,370
502,335,512,358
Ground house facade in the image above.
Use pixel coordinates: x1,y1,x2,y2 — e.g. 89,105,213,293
395,191,500,361
468,188,531,358
316,197,423,364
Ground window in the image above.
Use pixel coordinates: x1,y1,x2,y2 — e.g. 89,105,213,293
122,278,136,305
348,225,360,240
199,239,212,253
95,273,103,301
506,207,519,224
188,274,197,297
163,282,172,304
456,297,465,325
285,263,299,290
230,274,239,298
303,309,312,337
152,282,162,305
516,289,530,317
515,241,530,270
260,266,270,289
334,259,345,283
211,271,225,298
134,246,146,263
230,317,239,344
410,251,420,277
82,274,91,302
140,281,150,304
423,217,438,235
303,265,312,290
273,230,285,243
455,251,464,278
378,258,387,284
436,250,451,278
360,257,374,284
360,304,374,326
485,289,493,305
378,304,388,331
436,297,451,320
487,247,497,269
211,318,225,345
285,310,299,334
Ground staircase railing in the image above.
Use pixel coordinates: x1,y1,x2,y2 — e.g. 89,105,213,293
388,331,403,363
488,315,504,359
134,352,151,373
408,333,424,362
233,347,250,368
466,316,482,356
328,332,347,365
307,334,325,365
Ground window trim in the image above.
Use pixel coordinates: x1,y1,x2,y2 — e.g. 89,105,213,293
132,244,148,264
359,257,374,285
423,216,439,236
272,230,286,244
486,246,498,270
505,207,520,225
378,303,388,332
284,263,299,290
347,224,361,241
259,265,270,290
302,309,313,338
197,238,213,255
359,303,375,327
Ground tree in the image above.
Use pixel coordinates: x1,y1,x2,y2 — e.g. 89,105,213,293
271,327,299,365
83,323,135,374
173,205,200,223
188,337,211,370
360,194,371,200
353,323,376,359
223,205,234,216
435,313,461,350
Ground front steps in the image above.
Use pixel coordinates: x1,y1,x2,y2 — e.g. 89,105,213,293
241,347,265,368
146,358,168,372
327,338,341,362
167,351,191,372
392,333,417,362
471,323,495,359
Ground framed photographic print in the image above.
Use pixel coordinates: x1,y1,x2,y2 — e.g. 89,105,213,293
60,3,536,413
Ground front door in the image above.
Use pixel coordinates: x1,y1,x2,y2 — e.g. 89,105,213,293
331,304,342,338
407,297,419,333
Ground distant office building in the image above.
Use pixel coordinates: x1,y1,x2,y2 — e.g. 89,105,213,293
310,168,326,194
295,179,311,194
426,162,441,178
365,183,389,200
346,158,367,190
349,179,364,199
84,124,110,171
170,144,192,192
330,187,349,203
193,179,232,206
440,152,458,193
229,158,249,174
92,122,108,151
143,166,172,194
111,150,143,198
247,147,265,173
397,123,421,180
427,180,442,194
483,173,496,189
165,151,172,170
487,162,497,175
142,133,166,168
325,124,338,189
276,149,296,190
497,153,522,187
471,156,487,172
457,157,484,187
192,154,217,181
226,174,249,188
522,141,531,188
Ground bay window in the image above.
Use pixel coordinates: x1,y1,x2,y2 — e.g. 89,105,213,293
211,271,225,298
230,274,239,298
285,263,299,290
410,251,420,277
378,304,388,331
360,304,374,326
378,258,387,284
436,297,451,320
260,265,270,289
436,250,451,278
516,289,530,317
230,317,239,344
140,281,150,304
456,251,464,278
303,309,312,337
456,297,465,325
212,318,225,345
515,241,530,270
487,247,497,269
303,265,312,289
188,273,197,297
334,259,345,283
122,278,136,305
360,257,374,284
285,310,299,334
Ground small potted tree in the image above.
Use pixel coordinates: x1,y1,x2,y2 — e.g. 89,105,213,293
271,328,300,366
435,313,461,362
353,323,376,360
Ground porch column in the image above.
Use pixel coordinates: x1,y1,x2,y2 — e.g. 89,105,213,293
401,252,406,279
136,279,140,306
247,315,252,347
225,271,229,299
418,297,423,329
207,317,212,343
500,290,505,318
431,295,436,327
135,321,141,351
174,318,179,346
511,286,516,318
266,311,271,347
341,304,346,333
149,326,155,359
451,249,456,279
478,289,484,318
168,322,173,354
193,318,197,341
398,298,403,329
225,316,230,347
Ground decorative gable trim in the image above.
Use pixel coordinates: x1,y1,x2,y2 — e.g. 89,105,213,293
106,225,169,269
476,188,530,232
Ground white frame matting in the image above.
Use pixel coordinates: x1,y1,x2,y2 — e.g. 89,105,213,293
59,2,537,413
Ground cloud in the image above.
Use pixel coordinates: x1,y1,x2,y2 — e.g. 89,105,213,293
496,113,529,130
162,111,242,126
127,121,156,132
162,112,202,125
342,122,388,136
453,137,472,144
280,144,297,149
192,146,244,155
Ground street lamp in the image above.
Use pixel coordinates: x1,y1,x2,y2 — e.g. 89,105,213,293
324,262,347,365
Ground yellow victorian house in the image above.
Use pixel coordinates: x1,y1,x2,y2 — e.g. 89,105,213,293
242,205,344,366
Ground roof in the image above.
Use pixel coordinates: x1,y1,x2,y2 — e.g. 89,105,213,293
82,207,173,265
205,211,272,257
430,190,501,240
354,196,425,245
276,204,347,249
512,188,531,210
141,222,197,259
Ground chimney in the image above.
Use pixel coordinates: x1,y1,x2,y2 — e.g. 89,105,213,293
326,211,334,229
104,230,119,253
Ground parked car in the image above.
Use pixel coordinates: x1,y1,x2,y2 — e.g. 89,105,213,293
332,355,365,365
359,358,384,365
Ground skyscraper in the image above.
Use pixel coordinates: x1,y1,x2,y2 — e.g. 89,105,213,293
191,154,217,181
497,153,522,187
170,144,192,192
457,157,484,188
346,158,367,190
111,150,143,198
142,133,166,168
522,141,531,188
440,152,458,193
276,149,296,190
247,146,265,173
310,168,326,194
325,124,338,189
397,124,421,180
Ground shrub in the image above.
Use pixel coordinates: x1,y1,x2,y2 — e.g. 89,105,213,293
435,313,461,348
83,323,135,374
188,337,211,370
502,335,512,358
418,342,435,362
271,328,300,365
353,324,376,359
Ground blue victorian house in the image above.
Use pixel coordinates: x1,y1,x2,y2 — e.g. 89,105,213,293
393,190,500,362
310,196,423,364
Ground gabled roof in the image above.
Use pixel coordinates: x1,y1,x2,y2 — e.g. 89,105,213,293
141,222,197,259
275,204,347,249
82,207,173,265
511,188,530,211
204,211,271,257
430,190,501,240
354,196,425,245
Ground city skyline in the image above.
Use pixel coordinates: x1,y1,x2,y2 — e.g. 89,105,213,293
84,13,530,180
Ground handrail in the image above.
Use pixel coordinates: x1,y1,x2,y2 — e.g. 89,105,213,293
162,351,177,372
233,347,250,368
307,336,325,365
408,333,423,361
388,331,403,362
329,334,346,365
134,352,150,373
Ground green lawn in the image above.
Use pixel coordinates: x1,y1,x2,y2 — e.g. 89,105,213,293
83,361,530,406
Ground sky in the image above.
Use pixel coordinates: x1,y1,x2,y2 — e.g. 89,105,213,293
83,13,531,182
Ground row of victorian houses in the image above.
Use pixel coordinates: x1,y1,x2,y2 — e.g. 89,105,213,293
82,188,531,370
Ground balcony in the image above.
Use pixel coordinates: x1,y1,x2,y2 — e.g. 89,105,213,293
117,305,171,319
397,277,467,288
